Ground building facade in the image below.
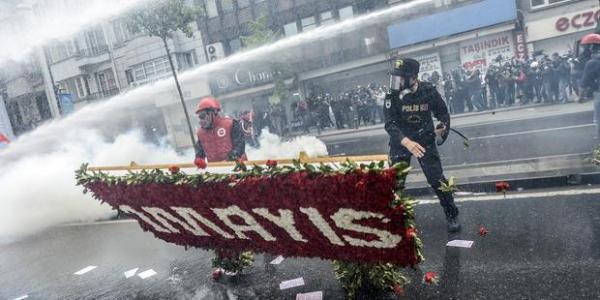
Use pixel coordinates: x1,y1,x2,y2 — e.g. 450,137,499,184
192,0,527,130
521,0,598,56
195,0,390,124
1,0,211,147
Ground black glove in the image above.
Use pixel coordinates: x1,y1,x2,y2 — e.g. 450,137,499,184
435,122,450,146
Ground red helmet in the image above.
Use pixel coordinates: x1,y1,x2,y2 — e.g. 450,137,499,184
196,96,221,113
580,33,600,45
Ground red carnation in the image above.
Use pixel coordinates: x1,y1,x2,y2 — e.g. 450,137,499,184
266,160,278,168
495,181,510,193
391,283,405,296
479,225,488,236
392,204,403,211
405,227,416,240
168,165,180,174
355,180,366,191
212,268,223,280
423,272,438,284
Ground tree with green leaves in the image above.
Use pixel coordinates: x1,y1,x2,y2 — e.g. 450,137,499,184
241,15,294,135
240,15,279,49
125,0,201,147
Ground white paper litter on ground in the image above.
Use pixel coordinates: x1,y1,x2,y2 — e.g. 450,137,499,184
74,266,97,275
270,255,285,265
138,269,157,279
124,268,139,278
279,277,305,290
12,295,28,300
296,291,323,300
446,240,474,248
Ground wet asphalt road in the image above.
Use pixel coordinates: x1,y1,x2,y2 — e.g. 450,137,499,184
2,187,600,300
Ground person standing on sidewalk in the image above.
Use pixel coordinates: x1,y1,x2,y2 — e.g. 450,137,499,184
384,57,461,233
580,33,600,139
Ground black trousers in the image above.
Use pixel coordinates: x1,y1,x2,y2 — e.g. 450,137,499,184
390,140,459,219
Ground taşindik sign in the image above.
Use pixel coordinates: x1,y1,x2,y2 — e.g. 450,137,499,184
413,52,443,82
76,162,422,266
460,31,516,73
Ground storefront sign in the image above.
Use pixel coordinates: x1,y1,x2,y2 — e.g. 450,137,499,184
211,64,290,95
514,30,528,60
460,31,515,73
413,52,443,82
527,7,600,42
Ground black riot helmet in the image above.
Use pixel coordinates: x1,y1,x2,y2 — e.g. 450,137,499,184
389,58,420,92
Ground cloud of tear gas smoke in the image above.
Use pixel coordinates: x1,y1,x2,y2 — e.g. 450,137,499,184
0,129,327,244
247,129,328,160
0,0,433,243
0,0,150,64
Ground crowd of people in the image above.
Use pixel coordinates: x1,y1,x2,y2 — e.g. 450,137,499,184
242,52,587,138
441,53,581,114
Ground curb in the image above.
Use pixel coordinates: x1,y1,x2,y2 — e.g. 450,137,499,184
405,172,600,197
314,103,548,138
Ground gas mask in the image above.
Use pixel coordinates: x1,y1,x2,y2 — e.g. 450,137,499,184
198,110,216,129
390,74,416,99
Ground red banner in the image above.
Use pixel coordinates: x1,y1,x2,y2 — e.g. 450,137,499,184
85,169,420,266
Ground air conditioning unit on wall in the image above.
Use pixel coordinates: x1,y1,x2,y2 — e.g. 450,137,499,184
205,42,225,62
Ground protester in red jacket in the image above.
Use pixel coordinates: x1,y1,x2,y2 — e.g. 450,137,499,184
194,96,247,169
192,96,253,276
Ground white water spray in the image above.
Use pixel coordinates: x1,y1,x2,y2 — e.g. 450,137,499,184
0,0,151,64
0,0,436,242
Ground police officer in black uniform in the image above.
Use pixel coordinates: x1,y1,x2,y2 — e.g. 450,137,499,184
384,58,461,232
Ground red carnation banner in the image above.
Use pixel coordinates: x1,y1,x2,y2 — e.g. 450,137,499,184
82,167,420,266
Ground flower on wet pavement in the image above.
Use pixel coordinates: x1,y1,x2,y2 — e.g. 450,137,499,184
479,225,488,236
423,272,438,284
391,283,405,296
212,268,224,280
495,181,510,193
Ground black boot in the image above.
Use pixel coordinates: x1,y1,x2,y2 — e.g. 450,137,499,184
437,190,461,233
446,215,461,233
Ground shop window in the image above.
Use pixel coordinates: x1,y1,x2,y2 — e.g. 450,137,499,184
75,77,87,98
278,0,293,11
238,0,250,8
125,70,134,85
132,57,170,82
301,16,316,31
205,0,219,17
112,19,132,44
339,6,354,21
284,22,298,37
229,39,242,53
221,0,234,12
320,11,334,26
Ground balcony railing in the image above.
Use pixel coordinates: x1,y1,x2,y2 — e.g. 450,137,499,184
75,45,109,58
79,88,120,102
130,73,172,87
